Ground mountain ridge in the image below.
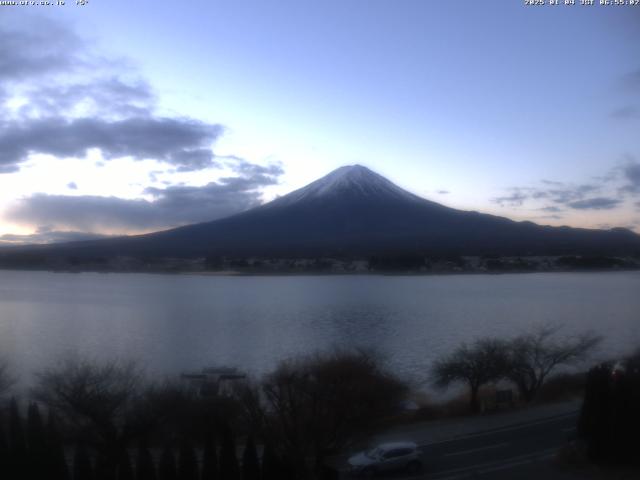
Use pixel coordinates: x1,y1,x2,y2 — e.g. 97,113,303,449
2,165,640,264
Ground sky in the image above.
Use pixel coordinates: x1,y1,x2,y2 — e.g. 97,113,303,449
1,1,640,244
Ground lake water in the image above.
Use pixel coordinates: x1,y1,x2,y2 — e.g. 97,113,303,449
1,270,639,389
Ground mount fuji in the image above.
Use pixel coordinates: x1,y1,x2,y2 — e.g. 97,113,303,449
4,165,640,261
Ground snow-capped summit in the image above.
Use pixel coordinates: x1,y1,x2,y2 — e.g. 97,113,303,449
266,164,423,207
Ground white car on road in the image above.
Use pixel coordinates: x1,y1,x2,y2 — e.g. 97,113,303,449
348,441,423,477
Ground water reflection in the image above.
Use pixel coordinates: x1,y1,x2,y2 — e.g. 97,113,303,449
0,270,638,389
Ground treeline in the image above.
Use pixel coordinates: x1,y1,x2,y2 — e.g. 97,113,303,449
204,254,639,274
2,252,637,274
0,350,408,480
577,349,640,466
0,398,273,480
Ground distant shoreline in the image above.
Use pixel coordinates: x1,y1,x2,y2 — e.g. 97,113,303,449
1,252,638,276
0,265,638,277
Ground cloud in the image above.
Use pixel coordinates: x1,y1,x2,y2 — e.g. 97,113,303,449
490,155,640,216
67,182,78,190
0,16,84,84
172,149,221,172
539,206,564,213
0,227,110,246
22,77,156,118
489,157,640,220
492,182,605,208
0,116,223,171
0,17,224,173
0,163,19,174
228,159,283,176
567,197,621,210
7,195,163,233
436,190,450,194
5,161,283,234
546,184,599,204
492,190,529,207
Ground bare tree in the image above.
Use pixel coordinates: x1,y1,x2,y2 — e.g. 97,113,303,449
233,379,267,436
259,349,408,477
506,326,601,403
33,356,143,475
431,338,510,413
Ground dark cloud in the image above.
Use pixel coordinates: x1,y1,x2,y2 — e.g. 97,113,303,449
492,183,600,208
67,182,78,190
492,159,640,215
611,106,640,120
492,190,529,207
547,184,599,204
228,159,284,177
0,227,109,246
0,16,84,84
567,197,621,210
22,77,156,118
531,190,549,200
172,149,222,172
0,18,224,173
6,161,283,233
0,116,223,171
0,163,20,174
539,206,564,213
7,195,160,233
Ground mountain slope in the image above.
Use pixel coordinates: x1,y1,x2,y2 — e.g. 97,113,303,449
4,165,640,260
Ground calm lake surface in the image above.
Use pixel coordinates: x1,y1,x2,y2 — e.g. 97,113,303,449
1,270,639,388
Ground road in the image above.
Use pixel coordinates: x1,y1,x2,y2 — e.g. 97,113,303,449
417,411,577,479
338,411,579,479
